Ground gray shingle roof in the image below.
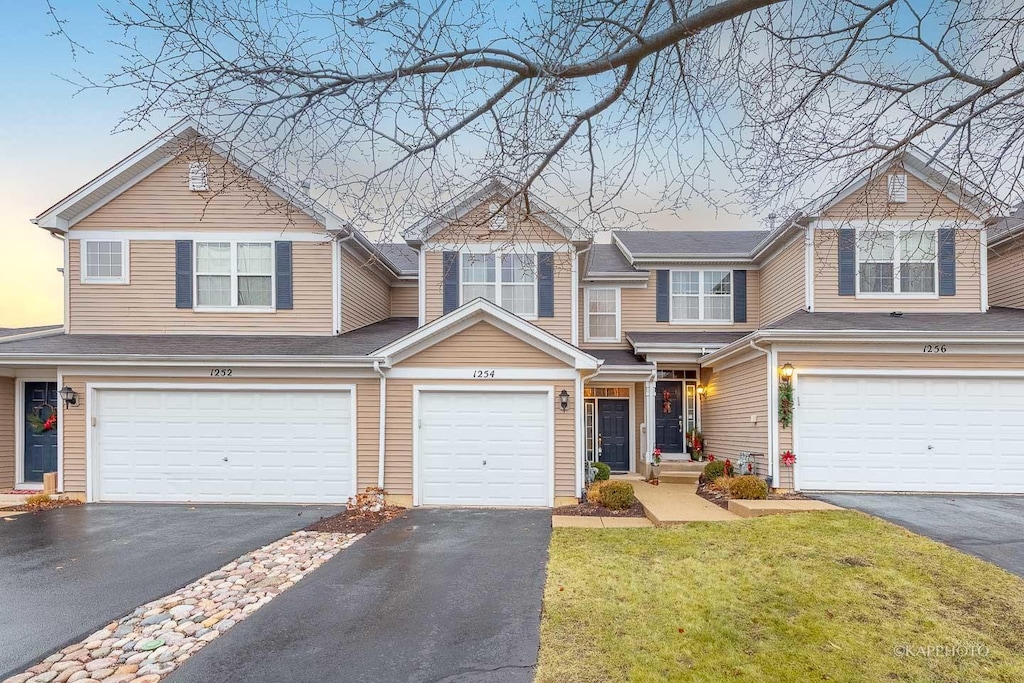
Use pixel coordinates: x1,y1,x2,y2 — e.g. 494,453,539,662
0,318,418,357
626,331,749,346
377,243,419,275
0,325,62,338
614,230,770,257
589,349,653,367
583,244,645,278
767,308,1024,332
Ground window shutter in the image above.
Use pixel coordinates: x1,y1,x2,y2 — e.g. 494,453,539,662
838,229,856,296
275,241,294,310
538,252,555,318
656,270,670,322
938,228,956,296
732,270,747,323
175,240,193,309
442,251,460,314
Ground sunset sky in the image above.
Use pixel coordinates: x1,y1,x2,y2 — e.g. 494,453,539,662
0,3,760,329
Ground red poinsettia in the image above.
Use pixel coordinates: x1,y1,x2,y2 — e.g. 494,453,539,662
724,458,734,477
707,454,716,462
652,447,662,465
781,450,797,467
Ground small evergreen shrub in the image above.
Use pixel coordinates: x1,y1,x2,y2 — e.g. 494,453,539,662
702,460,726,482
728,475,769,500
599,481,636,510
591,461,611,481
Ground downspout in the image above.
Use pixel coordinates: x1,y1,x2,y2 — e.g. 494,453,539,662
748,340,776,485
373,360,387,490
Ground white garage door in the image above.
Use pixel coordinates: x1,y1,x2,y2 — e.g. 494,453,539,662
94,387,354,503
418,390,551,506
797,375,1024,493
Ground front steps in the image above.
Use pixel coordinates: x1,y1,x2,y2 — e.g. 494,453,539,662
657,460,705,485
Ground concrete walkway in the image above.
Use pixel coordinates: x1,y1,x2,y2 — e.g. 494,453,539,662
551,515,652,528
630,480,740,524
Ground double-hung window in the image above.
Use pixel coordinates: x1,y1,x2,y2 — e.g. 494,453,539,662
195,241,274,309
857,229,936,295
585,288,619,342
81,240,129,284
461,253,537,317
670,270,732,322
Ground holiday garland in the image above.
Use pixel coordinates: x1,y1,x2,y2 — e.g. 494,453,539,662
778,381,794,428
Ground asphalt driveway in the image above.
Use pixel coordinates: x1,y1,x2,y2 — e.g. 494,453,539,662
0,503,341,679
814,493,1024,578
167,507,552,683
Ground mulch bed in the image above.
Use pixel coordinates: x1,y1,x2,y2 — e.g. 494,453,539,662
553,500,647,518
304,505,407,534
696,479,808,510
8,498,84,512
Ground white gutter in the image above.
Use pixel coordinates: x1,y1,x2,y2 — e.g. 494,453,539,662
0,353,385,367
373,360,387,489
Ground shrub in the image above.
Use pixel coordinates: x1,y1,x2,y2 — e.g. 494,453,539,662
25,493,51,506
599,481,636,510
591,461,611,481
702,460,726,482
586,480,611,504
727,475,769,500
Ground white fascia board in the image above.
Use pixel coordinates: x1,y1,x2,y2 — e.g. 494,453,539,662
0,328,64,344
630,255,756,265
610,232,635,265
0,354,382,367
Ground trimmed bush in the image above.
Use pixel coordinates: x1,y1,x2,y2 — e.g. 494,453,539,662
25,493,50,506
702,460,726,482
586,480,611,504
727,475,769,500
591,461,611,481
599,481,636,510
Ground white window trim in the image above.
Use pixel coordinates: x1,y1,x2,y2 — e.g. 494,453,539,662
669,269,734,325
854,227,939,299
193,240,276,312
584,287,621,342
459,252,538,319
80,239,130,285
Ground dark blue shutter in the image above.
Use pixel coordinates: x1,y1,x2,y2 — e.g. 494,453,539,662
732,270,747,323
275,241,293,309
655,270,670,322
442,251,459,314
538,252,555,317
838,228,856,296
175,240,193,309
938,228,956,296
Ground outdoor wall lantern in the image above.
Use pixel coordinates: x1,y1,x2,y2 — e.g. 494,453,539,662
695,384,706,399
58,385,79,408
779,363,795,383
558,389,570,412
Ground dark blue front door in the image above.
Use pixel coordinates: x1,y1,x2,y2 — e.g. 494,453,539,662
655,381,684,452
597,399,630,472
23,382,58,483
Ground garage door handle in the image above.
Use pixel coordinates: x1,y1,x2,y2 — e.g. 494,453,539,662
482,460,487,466
927,445,933,450
223,457,229,462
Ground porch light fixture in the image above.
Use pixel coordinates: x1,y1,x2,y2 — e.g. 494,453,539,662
695,384,706,399
779,363,795,383
558,389,570,412
58,385,78,408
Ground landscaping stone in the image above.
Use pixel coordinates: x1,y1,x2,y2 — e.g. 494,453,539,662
2,531,360,683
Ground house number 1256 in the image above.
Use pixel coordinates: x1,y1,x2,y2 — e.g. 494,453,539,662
922,345,947,354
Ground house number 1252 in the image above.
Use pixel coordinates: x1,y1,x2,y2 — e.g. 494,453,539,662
210,368,234,377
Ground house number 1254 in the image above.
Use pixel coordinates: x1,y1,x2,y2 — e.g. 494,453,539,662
472,370,496,379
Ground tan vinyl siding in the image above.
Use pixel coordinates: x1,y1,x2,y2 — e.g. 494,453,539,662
812,228,983,312
699,356,769,468
59,376,378,495
390,286,419,317
68,240,334,334
423,251,574,342
397,322,565,368
988,238,1024,309
580,270,761,350
432,199,569,245
383,378,576,498
340,249,391,333
74,153,325,233
822,166,979,222
634,382,647,478
759,236,807,326
0,378,14,489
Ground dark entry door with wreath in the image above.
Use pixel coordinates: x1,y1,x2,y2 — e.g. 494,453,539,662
23,381,58,483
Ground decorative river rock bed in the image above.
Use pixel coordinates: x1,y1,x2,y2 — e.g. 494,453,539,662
3,530,361,683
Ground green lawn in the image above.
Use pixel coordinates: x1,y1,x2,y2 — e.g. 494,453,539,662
537,511,1024,683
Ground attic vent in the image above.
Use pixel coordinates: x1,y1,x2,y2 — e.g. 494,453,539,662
488,202,507,231
887,174,907,203
188,162,209,192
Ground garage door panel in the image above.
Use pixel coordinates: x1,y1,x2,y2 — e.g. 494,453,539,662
797,375,1024,493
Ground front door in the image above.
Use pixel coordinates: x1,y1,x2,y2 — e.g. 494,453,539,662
597,399,629,472
23,381,58,484
655,381,684,452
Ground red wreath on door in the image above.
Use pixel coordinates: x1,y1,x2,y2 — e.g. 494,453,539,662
662,389,672,414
